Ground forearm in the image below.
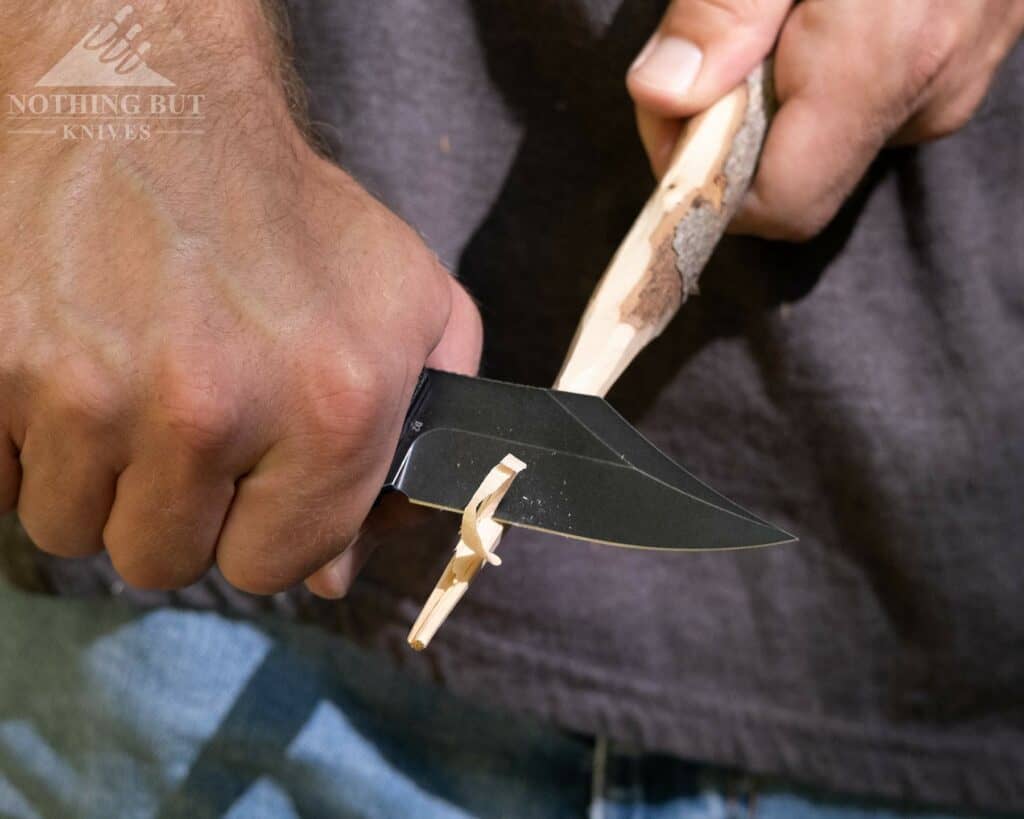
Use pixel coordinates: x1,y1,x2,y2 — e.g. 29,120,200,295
0,0,322,230
0,0,306,143
1,1,277,73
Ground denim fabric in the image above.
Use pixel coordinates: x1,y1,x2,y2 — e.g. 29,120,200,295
0,587,1000,818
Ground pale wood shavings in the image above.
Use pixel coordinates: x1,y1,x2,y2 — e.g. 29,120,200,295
408,454,526,651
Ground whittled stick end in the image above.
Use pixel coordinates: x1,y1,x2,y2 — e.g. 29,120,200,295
555,63,774,397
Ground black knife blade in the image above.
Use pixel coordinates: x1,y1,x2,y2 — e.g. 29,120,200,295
385,369,795,551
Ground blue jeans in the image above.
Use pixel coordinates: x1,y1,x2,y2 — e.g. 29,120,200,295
0,585,991,819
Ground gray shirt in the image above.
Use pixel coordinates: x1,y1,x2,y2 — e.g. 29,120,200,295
22,0,1024,812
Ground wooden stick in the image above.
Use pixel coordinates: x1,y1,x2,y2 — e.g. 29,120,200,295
407,64,773,649
556,63,772,395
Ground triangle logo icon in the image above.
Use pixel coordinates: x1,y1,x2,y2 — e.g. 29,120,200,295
36,5,174,88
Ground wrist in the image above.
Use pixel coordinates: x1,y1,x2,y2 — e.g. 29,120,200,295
3,1,273,68
1,1,288,107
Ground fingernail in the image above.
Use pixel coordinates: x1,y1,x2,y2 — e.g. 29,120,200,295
629,36,704,98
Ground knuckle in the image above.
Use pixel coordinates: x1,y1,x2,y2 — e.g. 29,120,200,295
18,515,59,556
907,15,959,96
301,356,391,444
105,509,216,590
772,215,827,244
2,340,43,402
109,544,211,591
110,555,171,591
757,207,828,243
154,362,239,453
218,558,292,596
218,520,360,597
741,180,832,243
918,89,986,141
49,359,125,429
18,512,94,559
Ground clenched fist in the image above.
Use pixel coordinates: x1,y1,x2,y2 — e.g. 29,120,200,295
0,1,481,597
627,0,1024,240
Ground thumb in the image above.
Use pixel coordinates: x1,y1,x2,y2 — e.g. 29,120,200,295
426,276,483,376
628,0,791,116
627,0,791,176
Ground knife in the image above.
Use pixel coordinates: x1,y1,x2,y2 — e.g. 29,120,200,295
394,64,785,553
385,368,794,551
